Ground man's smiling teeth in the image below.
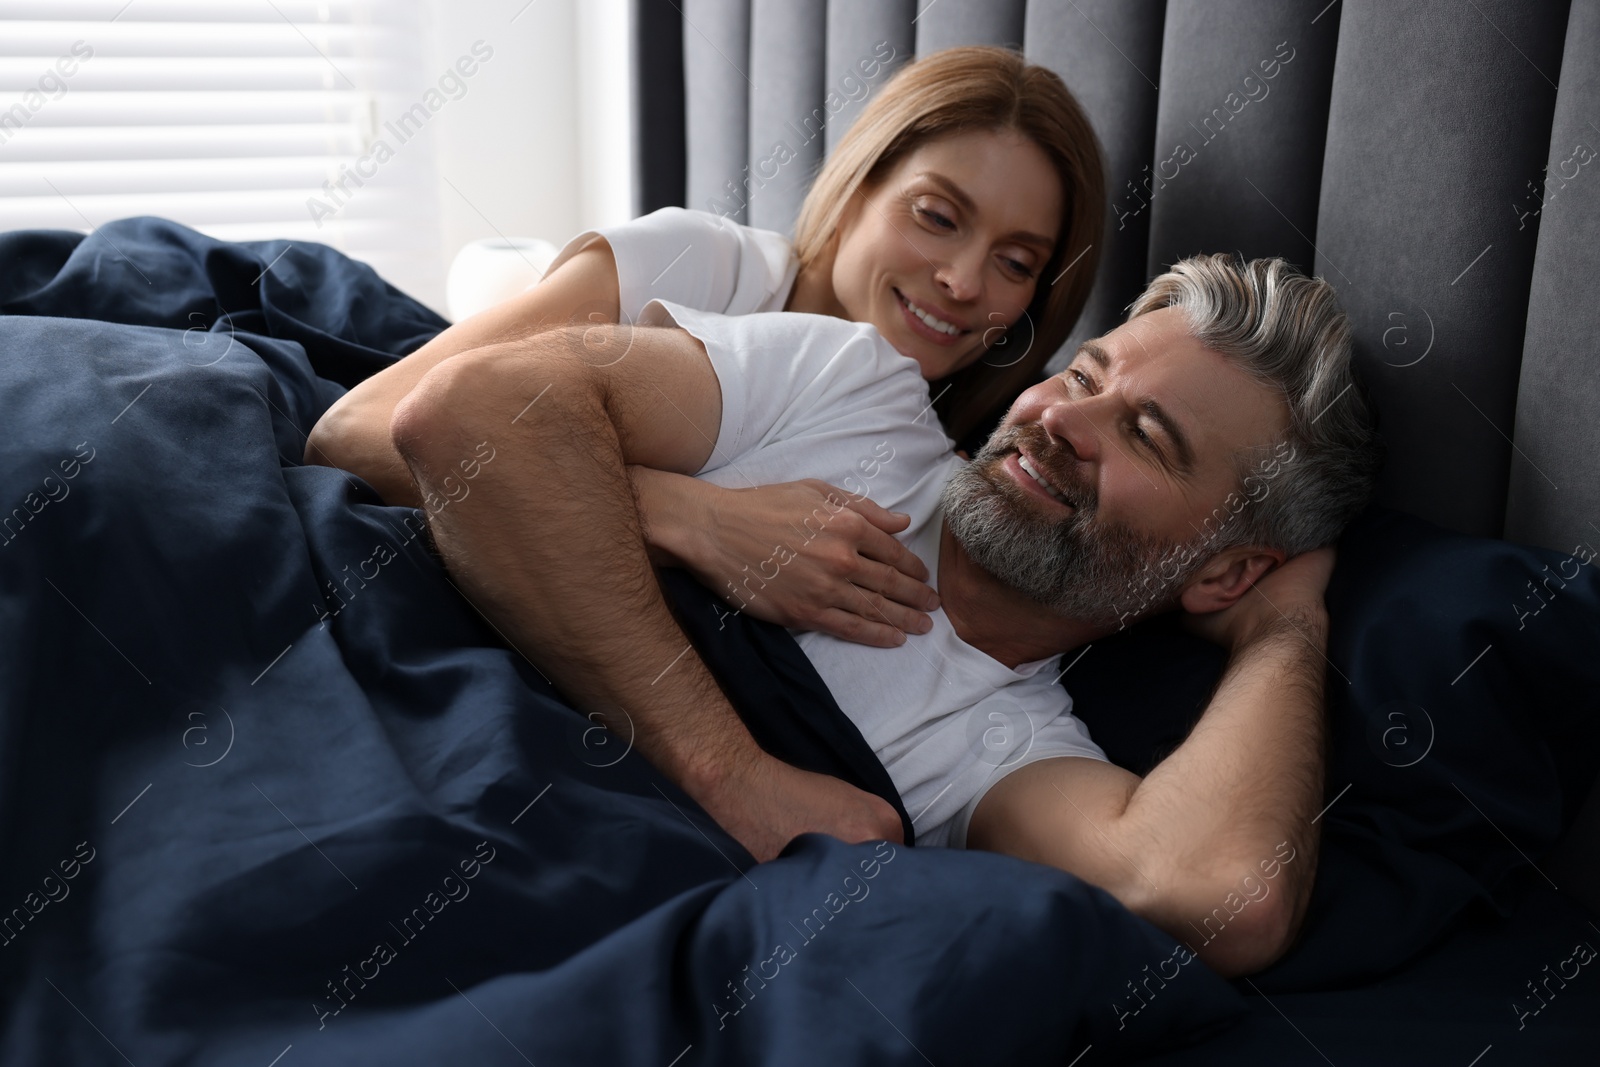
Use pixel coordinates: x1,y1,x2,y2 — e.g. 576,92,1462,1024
1017,454,1070,505
898,290,963,335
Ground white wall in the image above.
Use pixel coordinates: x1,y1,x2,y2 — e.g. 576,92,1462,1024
417,0,632,316
576,0,635,233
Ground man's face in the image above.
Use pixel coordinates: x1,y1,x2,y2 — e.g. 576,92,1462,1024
940,306,1290,628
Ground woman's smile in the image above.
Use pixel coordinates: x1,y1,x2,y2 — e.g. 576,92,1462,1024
893,286,971,345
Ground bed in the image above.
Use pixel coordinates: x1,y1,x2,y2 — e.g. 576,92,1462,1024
4,215,1595,1066
1,0,1597,1062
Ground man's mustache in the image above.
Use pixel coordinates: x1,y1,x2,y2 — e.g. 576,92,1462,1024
978,423,1095,516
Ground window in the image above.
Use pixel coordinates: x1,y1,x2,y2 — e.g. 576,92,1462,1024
0,0,443,307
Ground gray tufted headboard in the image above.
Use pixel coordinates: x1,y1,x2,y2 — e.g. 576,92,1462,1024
629,0,1599,556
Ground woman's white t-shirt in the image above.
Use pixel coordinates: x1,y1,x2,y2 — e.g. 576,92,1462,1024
544,206,800,322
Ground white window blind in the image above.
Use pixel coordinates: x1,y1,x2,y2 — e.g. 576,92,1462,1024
0,0,444,309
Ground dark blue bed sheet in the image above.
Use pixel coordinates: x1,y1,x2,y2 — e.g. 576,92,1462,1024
0,220,1249,1065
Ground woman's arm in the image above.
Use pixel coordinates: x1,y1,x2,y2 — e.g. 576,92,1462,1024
304,235,620,505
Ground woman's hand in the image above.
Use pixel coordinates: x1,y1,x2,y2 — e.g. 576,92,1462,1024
630,469,940,647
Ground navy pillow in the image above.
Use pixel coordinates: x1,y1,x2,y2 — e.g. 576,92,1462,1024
1066,504,1600,990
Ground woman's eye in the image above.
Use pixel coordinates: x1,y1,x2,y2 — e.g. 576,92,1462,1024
1003,257,1035,279
914,204,955,230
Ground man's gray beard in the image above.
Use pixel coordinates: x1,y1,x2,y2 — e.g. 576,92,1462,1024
938,443,1217,631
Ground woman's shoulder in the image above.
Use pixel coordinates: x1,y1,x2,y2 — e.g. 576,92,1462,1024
570,207,792,319
626,208,798,316
627,207,793,253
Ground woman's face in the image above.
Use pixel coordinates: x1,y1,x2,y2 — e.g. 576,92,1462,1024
830,127,1065,380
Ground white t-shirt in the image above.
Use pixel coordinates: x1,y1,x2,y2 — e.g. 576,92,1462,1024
636,299,1108,849
544,206,799,322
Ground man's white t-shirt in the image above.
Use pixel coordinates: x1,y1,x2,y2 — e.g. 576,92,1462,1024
635,298,1109,849
544,206,798,321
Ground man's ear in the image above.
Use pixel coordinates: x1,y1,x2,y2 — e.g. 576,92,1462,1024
1178,545,1286,615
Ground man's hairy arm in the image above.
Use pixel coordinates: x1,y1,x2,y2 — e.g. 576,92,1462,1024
305,236,621,505
388,323,903,862
968,550,1333,978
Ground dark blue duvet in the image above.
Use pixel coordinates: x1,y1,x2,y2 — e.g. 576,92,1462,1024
0,220,1247,1065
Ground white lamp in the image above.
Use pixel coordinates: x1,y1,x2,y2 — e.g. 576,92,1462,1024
446,236,560,322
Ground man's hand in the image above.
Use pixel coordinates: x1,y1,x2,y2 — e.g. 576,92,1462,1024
1181,545,1336,650
694,749,904,863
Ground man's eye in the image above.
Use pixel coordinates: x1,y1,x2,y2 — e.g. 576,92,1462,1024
1067,369,1163,458
1131,424,1170,463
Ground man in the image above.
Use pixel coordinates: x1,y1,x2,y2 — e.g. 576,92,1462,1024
376,253,1383,978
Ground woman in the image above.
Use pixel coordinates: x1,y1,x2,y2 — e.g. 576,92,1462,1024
306,44,1104,647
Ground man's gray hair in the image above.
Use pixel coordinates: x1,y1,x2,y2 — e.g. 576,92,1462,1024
1126,252,1386,560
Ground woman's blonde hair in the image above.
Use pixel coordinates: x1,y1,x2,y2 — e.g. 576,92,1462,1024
791,45,1105,444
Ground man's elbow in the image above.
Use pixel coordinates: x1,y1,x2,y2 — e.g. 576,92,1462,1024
390,331,599,470
1196,890,1297,979
389,357,472,471
390,352,503,480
